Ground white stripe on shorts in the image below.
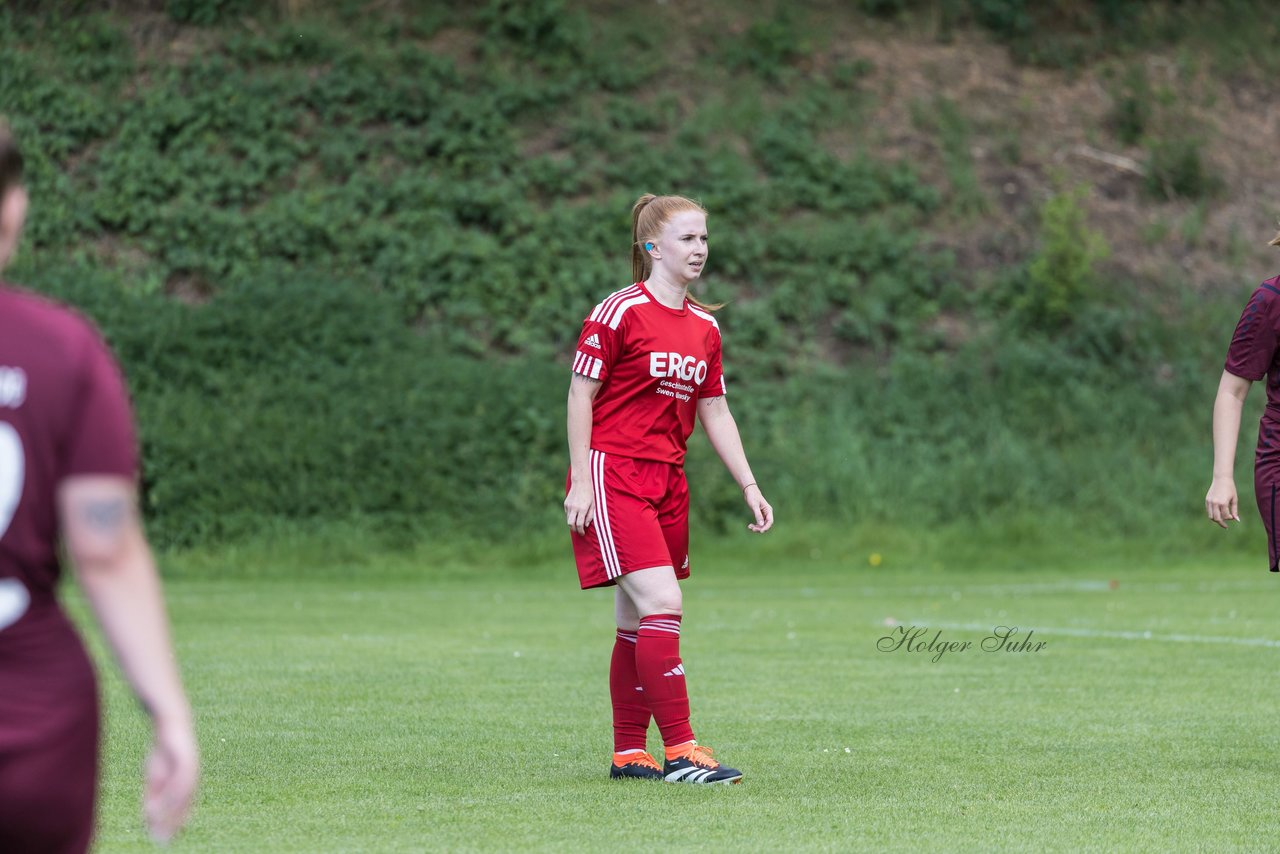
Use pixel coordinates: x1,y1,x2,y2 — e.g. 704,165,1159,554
591,450,622,580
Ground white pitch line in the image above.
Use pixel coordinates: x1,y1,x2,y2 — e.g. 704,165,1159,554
898,620,1280,649
855,578,1277,598
862,580,1114,597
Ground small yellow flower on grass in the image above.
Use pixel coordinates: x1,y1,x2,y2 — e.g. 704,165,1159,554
868,553,882,567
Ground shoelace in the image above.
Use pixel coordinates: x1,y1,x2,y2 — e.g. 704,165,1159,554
684,745,719,769
622,752,661,771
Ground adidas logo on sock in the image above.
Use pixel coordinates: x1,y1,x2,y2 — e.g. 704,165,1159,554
585,333,601,349
663,664,685,677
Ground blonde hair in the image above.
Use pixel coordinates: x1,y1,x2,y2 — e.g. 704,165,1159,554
630,193,722,311
1271,230,1280,248
0,122,22,199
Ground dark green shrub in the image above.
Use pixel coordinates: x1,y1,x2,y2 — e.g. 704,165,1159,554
167,0,256,25
1144,137,1221,201
719,8,806,83
859,0,917,15
970,0,1033,40
1006,186,1110,332
1107,63,1153,146
478,0,586,70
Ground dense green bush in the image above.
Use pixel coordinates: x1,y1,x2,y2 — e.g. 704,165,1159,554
0,2,1251,549
22,262,568,546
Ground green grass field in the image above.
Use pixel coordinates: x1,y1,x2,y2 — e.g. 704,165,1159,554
72,523,1280,852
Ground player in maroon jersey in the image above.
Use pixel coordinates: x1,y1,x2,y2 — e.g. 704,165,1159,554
0,126,198,851
1207,231,1280,568
565,193,773,784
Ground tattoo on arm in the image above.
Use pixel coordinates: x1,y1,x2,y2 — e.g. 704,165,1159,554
572,373,602,385
81,497,129,533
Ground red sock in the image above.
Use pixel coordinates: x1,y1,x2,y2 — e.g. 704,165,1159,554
610,629,650,753
635,614,695,747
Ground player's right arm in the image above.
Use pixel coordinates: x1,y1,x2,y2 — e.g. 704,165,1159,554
1210,285,1278,529
1206,370,1252,528
60,476,199,841
565,373,601,535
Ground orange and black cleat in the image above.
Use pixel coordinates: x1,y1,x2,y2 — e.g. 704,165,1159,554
610,750,664,780
662,743,742,784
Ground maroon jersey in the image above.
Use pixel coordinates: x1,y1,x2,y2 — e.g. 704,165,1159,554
571,283,725,465
1225,275,1280,389
0,284,138,852
1225,276,1280,477
1225,274,1280,572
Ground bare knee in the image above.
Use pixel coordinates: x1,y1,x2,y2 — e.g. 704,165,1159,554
617,567,683,618
651,595,681,616
635,588,681,617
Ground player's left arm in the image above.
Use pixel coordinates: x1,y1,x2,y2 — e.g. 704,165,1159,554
697,395,773,533
58,328,198,842
61,476,199,841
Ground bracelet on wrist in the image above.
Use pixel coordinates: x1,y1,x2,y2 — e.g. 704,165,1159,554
742,481,757,493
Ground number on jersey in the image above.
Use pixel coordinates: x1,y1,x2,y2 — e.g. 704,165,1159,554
0,423,23,541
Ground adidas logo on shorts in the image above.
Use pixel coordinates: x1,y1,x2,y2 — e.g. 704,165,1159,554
663,664,685,677
585,333,602,349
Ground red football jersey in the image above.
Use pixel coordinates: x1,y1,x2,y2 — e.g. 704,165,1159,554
572,282,725,465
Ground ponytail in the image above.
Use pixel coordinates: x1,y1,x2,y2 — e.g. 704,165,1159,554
630,193,657,284
629,192,723,311
1271,231,1280,248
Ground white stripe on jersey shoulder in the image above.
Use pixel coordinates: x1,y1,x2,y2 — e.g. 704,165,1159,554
604,296,649,330
688,304,720,330
589,285,645,323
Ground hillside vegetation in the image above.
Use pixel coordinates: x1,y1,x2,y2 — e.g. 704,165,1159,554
1,1,1275,549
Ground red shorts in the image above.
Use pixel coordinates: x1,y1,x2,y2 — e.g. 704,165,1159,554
569,451,690,590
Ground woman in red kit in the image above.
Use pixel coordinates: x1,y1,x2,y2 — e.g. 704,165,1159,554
1206,230,1280,567
0,126,198,852
564,193,773,784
